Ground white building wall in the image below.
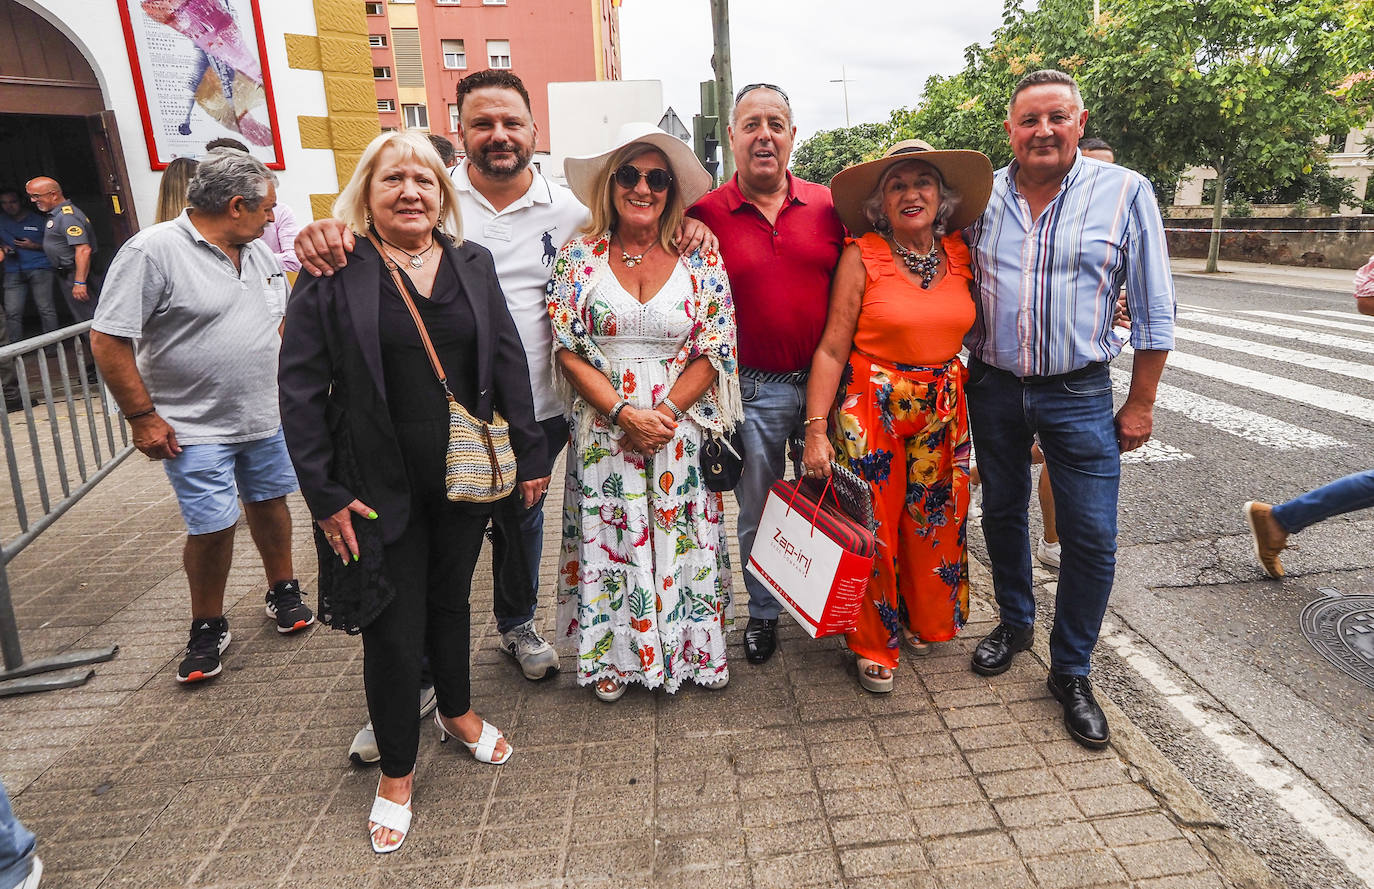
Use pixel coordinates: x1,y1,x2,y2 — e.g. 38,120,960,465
547,80,664,183
19,0,335,228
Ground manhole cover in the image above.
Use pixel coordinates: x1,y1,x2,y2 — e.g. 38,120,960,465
1300,589,1374,691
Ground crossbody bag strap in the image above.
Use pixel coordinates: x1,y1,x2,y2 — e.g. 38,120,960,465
367,232,454,401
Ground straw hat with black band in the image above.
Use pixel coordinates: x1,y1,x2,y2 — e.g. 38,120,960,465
564,122,714,212
829,139,994,237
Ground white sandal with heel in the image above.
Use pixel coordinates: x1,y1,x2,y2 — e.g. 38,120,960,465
368,780,412,854
435,711,513,764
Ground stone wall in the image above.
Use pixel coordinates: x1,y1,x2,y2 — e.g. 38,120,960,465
1164,216,1374,269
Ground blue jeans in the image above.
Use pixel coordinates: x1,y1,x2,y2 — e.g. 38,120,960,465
734,371,808,620
965,358,1120,676
492,416,568,634
0,782,36,889
1272,469,1374,534
3,269,58,343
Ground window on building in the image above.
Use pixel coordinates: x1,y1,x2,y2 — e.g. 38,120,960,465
377,99,396,112
364,2,383,14
403,104,429,130
373,66,392,79
449,103,460,132
389,0,414,3
392,28,423,86
483,0,507,5
436,0,461,4
441,39,466,69
368,34,387,47
1327,130,1351,154
487,39,511,69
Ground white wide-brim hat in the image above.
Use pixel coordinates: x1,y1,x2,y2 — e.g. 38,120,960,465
564,122,713,212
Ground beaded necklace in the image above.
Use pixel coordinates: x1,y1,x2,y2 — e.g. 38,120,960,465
889,237,940,289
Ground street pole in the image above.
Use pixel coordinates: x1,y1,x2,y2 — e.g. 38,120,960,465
830,65,852,127
710,0,734,180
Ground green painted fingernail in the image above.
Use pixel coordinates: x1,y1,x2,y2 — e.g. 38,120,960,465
367,511,378,519
353,553,359,562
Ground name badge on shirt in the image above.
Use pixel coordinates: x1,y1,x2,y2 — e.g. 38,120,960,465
483,219,513,241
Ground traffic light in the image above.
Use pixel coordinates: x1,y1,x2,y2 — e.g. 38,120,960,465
693,80,720,181
693,113,720,181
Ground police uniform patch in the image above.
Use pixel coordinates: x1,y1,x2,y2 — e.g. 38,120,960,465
61,206,73,214
66,225,83,237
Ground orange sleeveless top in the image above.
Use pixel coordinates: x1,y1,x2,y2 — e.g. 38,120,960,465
850,231,976,367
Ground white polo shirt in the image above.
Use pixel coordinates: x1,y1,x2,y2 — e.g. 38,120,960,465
451,161,589,421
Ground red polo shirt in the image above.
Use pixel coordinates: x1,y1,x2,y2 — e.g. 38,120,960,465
688,173,845,374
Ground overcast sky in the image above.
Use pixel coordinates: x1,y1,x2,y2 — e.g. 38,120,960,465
617,0,1010,145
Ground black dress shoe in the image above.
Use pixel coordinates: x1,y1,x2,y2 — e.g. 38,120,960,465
1047,672,1110,749
970,622,1033,676
743,617,778,664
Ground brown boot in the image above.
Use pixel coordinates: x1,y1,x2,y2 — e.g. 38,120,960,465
1243,501,1288,578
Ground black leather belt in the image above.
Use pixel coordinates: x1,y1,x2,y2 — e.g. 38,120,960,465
975,357,1107,386
740,366,808,384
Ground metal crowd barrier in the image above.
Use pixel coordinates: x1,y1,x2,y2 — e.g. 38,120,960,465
0,323,130,696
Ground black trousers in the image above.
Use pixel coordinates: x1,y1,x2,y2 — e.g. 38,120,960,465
489,415,568,629
362,418,492,778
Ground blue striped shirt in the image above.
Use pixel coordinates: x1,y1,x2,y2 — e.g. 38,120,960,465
965,154,1175,377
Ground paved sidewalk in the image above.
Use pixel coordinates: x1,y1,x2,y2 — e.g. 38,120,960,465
0,452,1278,889
1170,256,1361,293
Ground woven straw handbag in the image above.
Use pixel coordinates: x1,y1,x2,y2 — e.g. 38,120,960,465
372,235,517,503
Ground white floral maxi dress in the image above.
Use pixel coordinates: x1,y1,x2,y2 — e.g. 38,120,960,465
550,241,740,693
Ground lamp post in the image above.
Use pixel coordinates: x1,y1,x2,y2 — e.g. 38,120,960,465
830,65,854,127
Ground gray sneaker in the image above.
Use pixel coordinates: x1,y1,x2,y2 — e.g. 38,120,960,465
348,687,440,765
500,619,560,680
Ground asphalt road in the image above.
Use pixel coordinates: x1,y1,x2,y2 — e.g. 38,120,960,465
972,271,1374,889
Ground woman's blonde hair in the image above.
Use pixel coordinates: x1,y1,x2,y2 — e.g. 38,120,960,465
154,157,199,224
333,131,463,243
580,143,683,252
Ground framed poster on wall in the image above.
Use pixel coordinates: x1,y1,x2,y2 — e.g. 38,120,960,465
117,0,284,170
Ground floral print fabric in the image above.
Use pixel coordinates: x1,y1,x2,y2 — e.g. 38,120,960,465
833,350,972,668
547,234,741,692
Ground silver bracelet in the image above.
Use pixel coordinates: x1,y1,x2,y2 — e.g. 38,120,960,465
660,396,685,421
608,399,630,426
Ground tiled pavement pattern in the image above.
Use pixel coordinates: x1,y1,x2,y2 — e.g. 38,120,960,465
0,453,1272,889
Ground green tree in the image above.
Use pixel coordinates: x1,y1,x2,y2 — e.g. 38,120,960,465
791,122,890,184
1079,0,1373,271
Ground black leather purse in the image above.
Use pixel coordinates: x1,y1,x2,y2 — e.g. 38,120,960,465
700,431,744,492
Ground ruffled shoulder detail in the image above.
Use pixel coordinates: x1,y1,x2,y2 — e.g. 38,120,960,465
850,232,897,282
941,232,972,281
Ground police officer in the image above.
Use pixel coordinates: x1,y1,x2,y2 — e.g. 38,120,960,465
25,177,97,323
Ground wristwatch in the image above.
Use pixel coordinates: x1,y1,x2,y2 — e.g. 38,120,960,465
608,399,630,426
660,396,685,421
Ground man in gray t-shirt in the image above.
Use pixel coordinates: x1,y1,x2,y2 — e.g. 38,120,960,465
92,149,312,685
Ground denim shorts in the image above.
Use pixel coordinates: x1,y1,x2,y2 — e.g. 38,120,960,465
162,428,299,535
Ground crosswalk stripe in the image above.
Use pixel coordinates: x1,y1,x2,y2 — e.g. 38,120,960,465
1242,310,1374,336
1177,311,1374,357
1120,440,1193,464
1174,327,1374,383
1125,344,1374,424
1305,309,1374,326
1111,369,1344,450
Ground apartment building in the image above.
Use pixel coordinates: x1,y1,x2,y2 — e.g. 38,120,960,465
367,0,621,157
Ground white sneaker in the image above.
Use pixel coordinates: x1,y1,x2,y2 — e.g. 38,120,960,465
14,856,41,889
1037,537,1061,568
500,620,560,680
349,688,439,765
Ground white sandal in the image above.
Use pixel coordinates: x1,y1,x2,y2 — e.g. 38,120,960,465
368,780,412,854
593,675,627,702
435,711,513,764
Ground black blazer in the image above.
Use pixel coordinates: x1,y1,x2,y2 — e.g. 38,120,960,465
279,236,547,544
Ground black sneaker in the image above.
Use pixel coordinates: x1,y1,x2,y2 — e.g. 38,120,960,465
265,579,315,634
177,617,230,684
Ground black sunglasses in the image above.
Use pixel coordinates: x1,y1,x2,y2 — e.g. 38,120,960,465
613,164,673,193
734,82,790,104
